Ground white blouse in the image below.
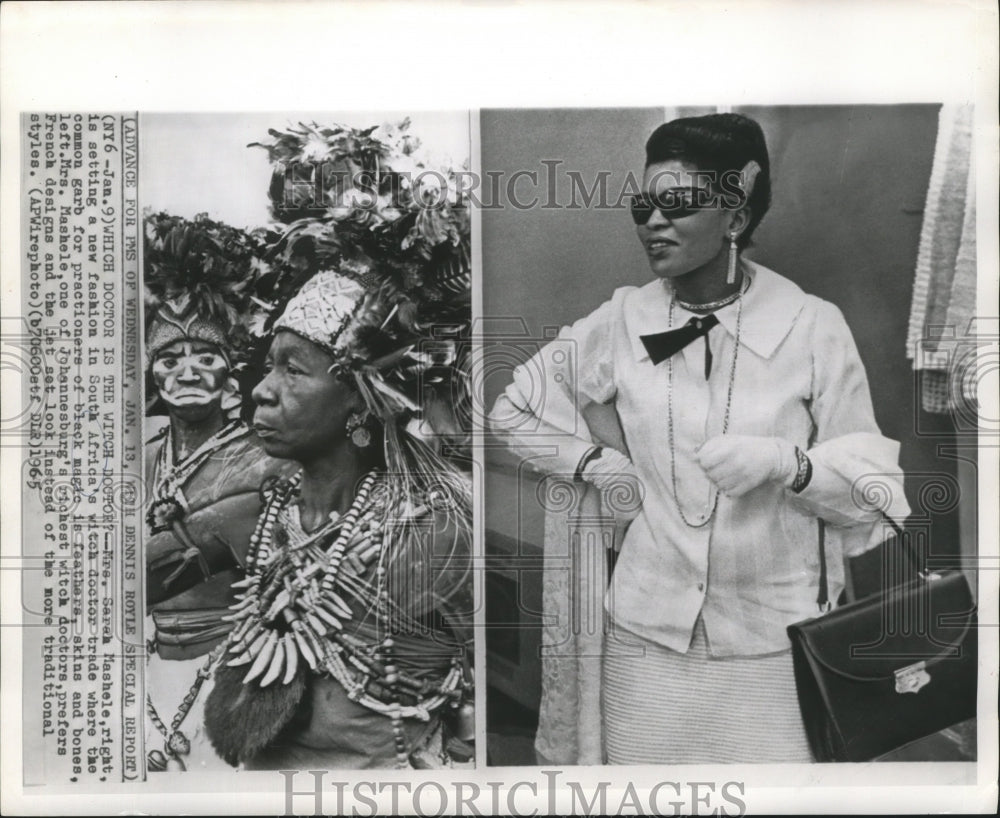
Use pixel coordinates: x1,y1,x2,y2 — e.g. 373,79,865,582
489,261,910,656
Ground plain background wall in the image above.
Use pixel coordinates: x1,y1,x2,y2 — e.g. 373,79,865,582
480,108,665,341
482,105,973,720
482,108,665,558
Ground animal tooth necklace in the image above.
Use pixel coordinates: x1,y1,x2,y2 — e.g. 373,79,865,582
222,471,464,768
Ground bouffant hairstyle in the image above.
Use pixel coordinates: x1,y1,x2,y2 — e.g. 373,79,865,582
645,113,771,249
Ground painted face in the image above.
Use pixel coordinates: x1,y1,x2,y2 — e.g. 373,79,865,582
251,331,357,462
636,160,734,279
151,340,228,412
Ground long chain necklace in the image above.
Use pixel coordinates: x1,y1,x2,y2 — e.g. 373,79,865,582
666,283,744,527
145,419,250,772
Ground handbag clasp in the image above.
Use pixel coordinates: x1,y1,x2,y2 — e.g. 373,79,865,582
894,661,931,694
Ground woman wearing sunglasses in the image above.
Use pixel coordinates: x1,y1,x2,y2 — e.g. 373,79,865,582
489,112,909,764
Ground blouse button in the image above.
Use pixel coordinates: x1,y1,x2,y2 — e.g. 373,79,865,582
697,582,705,592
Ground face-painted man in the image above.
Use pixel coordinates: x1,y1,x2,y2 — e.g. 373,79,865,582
151,339,230,424
140,213,295,774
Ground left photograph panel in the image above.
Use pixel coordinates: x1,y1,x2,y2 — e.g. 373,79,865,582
18,111,476,785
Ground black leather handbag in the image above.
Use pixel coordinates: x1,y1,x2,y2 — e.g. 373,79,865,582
787,517,977,762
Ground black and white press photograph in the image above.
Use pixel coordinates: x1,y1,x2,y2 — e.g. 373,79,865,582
2,3,997,815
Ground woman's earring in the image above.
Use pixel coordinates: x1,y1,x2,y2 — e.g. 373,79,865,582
346,411,372,448
727,232,739,285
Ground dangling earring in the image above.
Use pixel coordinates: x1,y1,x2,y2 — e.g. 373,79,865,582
346,411,372,448
727,232,739,285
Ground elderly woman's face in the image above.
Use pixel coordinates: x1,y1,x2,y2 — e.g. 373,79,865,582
251,331,357,462
151,340,228,421
637,159,734,279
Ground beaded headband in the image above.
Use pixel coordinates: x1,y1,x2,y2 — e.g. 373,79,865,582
271,270,367,361
146,303,230,366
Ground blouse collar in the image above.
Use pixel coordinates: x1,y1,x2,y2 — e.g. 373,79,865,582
628,260,809,362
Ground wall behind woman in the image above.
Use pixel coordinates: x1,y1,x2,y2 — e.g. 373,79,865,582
738,104,966,569
481,108,668,719
482,107,666,582
482,107,970,720
744,105,937,448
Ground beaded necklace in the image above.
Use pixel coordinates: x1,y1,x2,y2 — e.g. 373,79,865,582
666,281,745,527
144,419,252,771
224,470,465,768
675,271,751,313
147,420,248,532
145,641,226,771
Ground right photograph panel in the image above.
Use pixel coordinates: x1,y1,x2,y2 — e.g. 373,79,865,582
480,106,979,767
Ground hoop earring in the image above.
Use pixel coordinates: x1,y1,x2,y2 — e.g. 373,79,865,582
727,232,739,285
346,411,372,448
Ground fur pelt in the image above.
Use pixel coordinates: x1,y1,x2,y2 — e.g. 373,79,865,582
204,660,307,767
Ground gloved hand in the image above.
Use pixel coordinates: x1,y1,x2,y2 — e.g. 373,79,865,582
696,435,798,498
582,447,644,521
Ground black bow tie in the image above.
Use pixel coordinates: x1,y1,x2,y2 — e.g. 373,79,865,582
640,313,719,377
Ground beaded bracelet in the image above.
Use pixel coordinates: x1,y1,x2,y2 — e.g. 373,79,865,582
791,447,813,493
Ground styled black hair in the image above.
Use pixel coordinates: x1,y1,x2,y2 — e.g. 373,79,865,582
645,113,771,249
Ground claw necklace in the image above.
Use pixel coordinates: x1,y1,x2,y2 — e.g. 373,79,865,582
224,470,464,768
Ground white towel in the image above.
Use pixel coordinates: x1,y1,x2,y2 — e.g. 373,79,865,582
906,104,976,414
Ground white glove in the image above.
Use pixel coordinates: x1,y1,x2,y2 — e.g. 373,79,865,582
582,447,643,521
696,435,798,498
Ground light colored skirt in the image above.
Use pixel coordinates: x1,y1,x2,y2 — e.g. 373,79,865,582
602,618,813,764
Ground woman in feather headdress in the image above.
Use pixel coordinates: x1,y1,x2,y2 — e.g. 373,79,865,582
201,122,474,770
142,212,294,772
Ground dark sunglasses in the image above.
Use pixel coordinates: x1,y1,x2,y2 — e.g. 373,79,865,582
629,188,720,225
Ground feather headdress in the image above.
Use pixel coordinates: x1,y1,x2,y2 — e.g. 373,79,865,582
248,120,472,459
144,211,269,361
144,211,269,413
198,124,473,762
